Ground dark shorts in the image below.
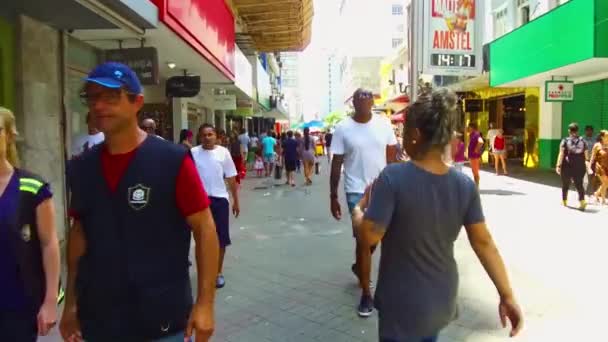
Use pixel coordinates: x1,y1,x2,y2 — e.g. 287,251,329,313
285,159,297,172
209,197,231,248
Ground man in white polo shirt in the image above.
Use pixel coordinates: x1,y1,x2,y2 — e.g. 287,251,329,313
192,123,241,289
330,88,398,317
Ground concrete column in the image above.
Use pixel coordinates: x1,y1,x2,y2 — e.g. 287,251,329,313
538,82,563,169
218,110,226,131
172,97,187,142
15,15,67,240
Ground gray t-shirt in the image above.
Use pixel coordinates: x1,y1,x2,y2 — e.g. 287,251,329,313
365,162,484,338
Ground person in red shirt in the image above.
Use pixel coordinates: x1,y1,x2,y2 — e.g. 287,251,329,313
493,129,508,175
60,62,219,342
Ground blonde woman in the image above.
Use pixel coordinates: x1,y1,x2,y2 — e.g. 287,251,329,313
0,107,60,340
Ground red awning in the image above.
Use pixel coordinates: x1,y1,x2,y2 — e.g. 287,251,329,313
388,94,410,104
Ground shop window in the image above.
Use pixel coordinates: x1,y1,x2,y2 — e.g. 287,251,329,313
392,38,404,49
392,4,403,16
493,7,508,39
516,0,530,27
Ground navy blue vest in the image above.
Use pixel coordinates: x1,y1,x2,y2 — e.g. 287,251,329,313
8,169,47,314
69,136,193,341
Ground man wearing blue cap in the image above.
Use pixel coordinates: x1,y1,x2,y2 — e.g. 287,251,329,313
60,62,219,342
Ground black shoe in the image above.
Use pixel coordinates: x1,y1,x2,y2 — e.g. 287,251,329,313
357,294,374,317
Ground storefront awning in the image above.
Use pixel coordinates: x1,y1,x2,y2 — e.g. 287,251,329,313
2,0,157,33
254,108,289,121
229,0,313,52
391,108,406,123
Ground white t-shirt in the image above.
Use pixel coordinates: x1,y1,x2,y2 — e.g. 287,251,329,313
331,114,398,194
71,132,105,157
250,136,259,148
191,145,238,199
487,129,499,151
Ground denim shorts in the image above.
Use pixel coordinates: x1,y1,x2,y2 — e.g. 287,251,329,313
346,192,364,214
264,154,275,164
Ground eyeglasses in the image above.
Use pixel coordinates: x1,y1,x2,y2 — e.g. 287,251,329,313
79,89,134,106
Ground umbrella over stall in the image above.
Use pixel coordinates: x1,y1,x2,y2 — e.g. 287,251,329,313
301,120,325,129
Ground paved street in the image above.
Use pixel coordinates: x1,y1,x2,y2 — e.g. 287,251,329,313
41,160,608,342
211,160,608,342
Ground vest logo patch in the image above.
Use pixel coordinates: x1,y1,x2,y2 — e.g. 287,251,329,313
128,184,151,210
21,224,32,242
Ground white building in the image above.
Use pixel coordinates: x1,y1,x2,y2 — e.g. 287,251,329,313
338,0,408,101
280,52,304,123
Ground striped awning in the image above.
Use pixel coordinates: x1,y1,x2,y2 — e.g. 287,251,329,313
229,0,313,52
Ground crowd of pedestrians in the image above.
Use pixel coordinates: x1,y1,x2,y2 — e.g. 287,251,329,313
0,62,526,342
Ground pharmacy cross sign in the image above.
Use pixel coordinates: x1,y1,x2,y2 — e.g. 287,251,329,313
545,80,574,102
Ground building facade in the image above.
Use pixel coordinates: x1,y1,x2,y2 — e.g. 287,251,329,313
0,0,311,241
338,0,407,102
490,0,606,169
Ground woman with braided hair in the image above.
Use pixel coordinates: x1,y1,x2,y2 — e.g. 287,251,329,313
352,89,523,341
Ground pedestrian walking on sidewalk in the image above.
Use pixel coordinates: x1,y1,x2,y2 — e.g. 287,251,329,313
451,132,466,172
0,107,61,341
282,131,299,187
556,123,589,210
192,124,240,289
583,125,598,197
295,131,303,173
261,130,277,177
493,129,508,175
330,88,398,317
254,150,264,177
467,122,484,187
590,130,608,204
301,127,317,185
229,131,246,184
325,131,333,163
61,62,219,342
353,89,524,341
179,129,193,149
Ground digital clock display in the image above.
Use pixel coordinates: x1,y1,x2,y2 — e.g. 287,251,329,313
430,54,476,68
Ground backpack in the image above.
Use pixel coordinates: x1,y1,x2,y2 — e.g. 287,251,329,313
563,137,586,164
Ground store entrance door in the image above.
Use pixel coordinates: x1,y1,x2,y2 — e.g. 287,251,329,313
498,95,526,160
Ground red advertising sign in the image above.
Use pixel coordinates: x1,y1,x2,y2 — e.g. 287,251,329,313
422,0,483,76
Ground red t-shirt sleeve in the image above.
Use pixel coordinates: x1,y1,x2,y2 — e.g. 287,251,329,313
176,154,211,217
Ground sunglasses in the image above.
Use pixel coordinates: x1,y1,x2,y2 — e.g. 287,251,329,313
356,91,373,99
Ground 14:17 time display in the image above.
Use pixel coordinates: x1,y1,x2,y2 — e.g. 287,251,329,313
430,53,476,68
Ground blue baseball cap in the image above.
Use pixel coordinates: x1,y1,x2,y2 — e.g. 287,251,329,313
84,62,142,94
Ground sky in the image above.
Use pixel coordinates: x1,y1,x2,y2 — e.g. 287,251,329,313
299,0,341,120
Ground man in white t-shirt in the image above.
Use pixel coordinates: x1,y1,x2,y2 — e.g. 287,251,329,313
192,123,240,289
330,88,398,317
71,112,105,158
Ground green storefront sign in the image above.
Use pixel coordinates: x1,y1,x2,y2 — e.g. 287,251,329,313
490,0,608,87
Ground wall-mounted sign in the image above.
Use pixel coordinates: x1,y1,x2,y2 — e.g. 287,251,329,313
545,80,574,102
213,94,237,110
105,47,159,85
166,76,201,98
422,0,483,76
